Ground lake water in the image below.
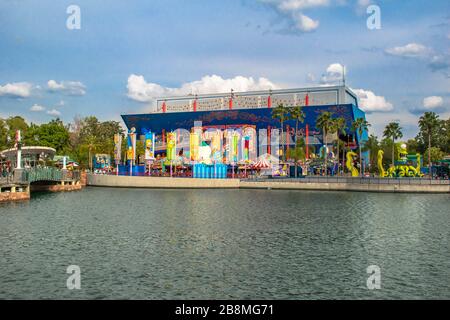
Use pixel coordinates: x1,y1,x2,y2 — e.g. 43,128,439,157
0,187,449,299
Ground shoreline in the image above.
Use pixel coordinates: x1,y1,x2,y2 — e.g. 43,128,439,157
87,174,450,194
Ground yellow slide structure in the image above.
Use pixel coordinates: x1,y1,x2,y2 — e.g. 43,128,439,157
346,151,359,177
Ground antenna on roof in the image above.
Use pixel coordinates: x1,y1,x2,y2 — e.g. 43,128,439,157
342,65,346,87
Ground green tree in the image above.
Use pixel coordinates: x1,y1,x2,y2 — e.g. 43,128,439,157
406,139,419,154
6,116,28,147
27,119,70,153
352,118,371,176
383,122,403,167
136,140,145,164
362,134,380,173
424,147,445,165
330,117,347,175
0,118,8,150
288,105,305,177
316,112,334,175
418,112,440,175
96,121,124,154
272,103,289,161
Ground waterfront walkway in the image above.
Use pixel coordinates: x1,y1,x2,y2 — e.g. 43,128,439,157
87,174,450,194
0,168,83,202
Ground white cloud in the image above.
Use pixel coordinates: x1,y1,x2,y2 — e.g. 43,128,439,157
30,104,45,112
127,74,279,103
257,0,327,33
47,80,86,96
385,43,449,77
320,63,345,85
306,72,316,82
293,13,319,32
277,0,329,11
0,82,33,98
409,96,447,114
46,109,61,116
385,43,430,58
423,96,444,109
352,88,394,113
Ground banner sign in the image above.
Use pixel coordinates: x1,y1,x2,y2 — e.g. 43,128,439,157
232,133,239,163
243,136,250,161
114,133,122,164
166,132,177,161
127,128,137,163
144,132,155,160
190,132,200,161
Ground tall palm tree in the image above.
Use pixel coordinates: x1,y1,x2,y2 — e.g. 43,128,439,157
362,134,380,174
418,112,440,177
331,117,347,175
85,135,99,172
352,118,371,176
383,122,403,167
316,112,334,175
289,105,305,177
272,103,289,161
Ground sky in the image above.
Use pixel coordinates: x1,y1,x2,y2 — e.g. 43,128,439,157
0,0,449,139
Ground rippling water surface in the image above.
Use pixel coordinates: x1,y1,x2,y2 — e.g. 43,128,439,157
0,187,449,299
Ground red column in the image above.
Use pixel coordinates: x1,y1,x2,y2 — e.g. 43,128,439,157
229,98,233,110
267,125,271,155
286,124,290,158
305,94,309,106
268,95,272,108
162,101,167,113
306,124,309,159
193,99,197,112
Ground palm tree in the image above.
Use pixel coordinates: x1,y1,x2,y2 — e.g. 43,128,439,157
289,105,305,177
383,122,403,167
316,112,334,175
272,103,289,161
362,134,380,174
84,135,99,172
331,117,347,175
418,112,440,177
352,118,371,176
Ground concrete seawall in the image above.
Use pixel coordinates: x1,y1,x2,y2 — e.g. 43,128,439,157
88,174,450,193
30,183,83,193
240,180,450,193
88,174,240,189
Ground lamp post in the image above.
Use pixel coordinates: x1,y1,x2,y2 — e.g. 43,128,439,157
16,130,22,170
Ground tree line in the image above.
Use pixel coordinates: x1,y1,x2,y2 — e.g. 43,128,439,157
1,109,448,174
0,116,124,168
271,103,449,175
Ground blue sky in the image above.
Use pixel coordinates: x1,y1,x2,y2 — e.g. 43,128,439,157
0,0,449,138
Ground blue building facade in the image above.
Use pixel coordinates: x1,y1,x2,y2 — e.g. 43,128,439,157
121,85,369,160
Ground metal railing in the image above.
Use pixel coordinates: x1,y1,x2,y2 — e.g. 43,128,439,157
21,168,81,184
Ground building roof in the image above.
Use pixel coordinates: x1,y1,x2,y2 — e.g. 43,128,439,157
151,85,359,114
0,146,56,159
